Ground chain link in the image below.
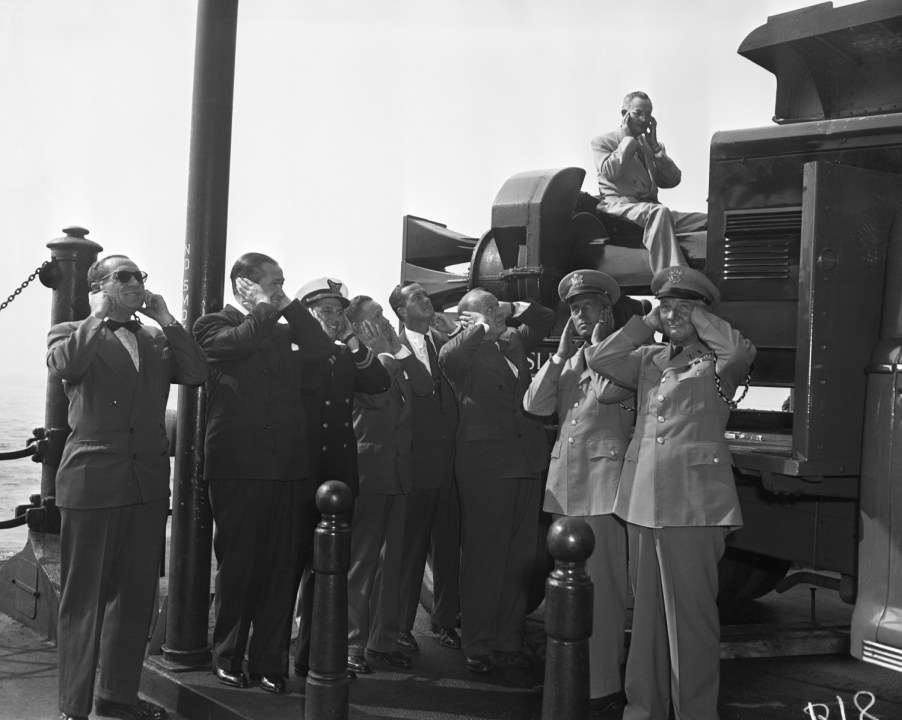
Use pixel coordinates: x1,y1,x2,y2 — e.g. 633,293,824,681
0,262,49,313
714,367,752,407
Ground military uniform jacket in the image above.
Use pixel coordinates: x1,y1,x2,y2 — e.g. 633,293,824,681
47,316,209,510
590,127,681,208
584,312,755,528
353,353,434,496
523,347,635,516
194,300,333,483
299,341,391,497
439,302,555,485
400,327,459,493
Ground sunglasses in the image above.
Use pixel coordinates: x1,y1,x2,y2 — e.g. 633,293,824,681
101,270,148,284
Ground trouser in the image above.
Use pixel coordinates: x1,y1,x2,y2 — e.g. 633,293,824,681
398,487,442,632
602,201,707,273
209,479,305,676
623,524,727,720
555,513,628,699
430,480,461,629
457,477,540,657
291,498,322,673
347,493,407,655
58,500,168,717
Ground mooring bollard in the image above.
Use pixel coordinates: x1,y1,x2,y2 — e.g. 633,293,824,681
541,516,595,720
306,480,353,720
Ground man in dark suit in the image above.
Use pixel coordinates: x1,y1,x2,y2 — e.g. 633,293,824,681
439,290,554,674
48,254,208,720
387,282,461,652
344,295,433,675
194,253,333,693
290,277,391,678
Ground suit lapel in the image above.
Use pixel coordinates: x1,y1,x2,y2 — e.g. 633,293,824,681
96,327,139,386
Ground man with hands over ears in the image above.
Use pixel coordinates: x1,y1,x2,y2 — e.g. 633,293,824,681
48,254,208,720
439,289,554,675
584,266,755,720
343,295,434,676
291,277,391,679
194,253,333,694
591,91,706,273
523,270,634,718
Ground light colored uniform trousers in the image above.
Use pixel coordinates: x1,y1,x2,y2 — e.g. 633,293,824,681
559,513,628,699
603,203,707,273
347,493,407,655
623,524,727,720
58,500,168,717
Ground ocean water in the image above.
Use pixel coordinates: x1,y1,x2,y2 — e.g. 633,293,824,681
0,373,46,558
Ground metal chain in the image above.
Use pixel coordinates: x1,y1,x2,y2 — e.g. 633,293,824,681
714,367,752,407
0,262,48,312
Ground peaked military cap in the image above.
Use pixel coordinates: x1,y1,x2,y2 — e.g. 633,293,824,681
651,266,720,306
558,269,621,304
295,276,350,308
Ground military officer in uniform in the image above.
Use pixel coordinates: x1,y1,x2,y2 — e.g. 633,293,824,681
291,277,391,678
585,266,755,720
523,270,633,716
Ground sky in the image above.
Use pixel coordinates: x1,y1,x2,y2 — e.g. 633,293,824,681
0,0,858,403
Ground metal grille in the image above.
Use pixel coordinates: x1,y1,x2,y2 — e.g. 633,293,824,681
723,208,802,280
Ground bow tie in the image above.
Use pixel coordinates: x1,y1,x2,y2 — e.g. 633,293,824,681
107,319,142,333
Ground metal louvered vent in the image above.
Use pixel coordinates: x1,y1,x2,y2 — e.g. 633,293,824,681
723,208,802,280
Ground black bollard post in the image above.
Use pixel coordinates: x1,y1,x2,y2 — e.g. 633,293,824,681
542,516,595,720
305,480,353,720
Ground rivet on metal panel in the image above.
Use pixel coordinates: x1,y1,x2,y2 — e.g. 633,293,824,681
817,249,838,272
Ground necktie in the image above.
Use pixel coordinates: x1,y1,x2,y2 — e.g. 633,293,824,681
107,319,142,333
425,335,443,398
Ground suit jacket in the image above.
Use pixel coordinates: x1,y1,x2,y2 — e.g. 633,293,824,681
299,340,391,496
439,301,555,485
47,316,209,510
353,353,433,496
590,127,682,208
194,300,333,483
523,347,635,516
585,312,756,528
399,327,458,492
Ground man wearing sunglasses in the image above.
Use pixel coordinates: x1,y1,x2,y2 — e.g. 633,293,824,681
48,254,209,720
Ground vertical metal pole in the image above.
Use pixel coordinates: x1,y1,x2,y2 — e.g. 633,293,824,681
541,517,595,720
161,0,238,668
41,227,103,530
306,481,353,720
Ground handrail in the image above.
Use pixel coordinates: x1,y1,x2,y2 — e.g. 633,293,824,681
0,445,38,461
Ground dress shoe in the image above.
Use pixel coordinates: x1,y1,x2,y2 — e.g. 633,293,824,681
212,665,249,688
249,673,286,694
367,648,413,668
464,654,493,674
492,649,533,669
59,714,88,720
347,654,373,675
94,697,168,720
437,626,461,649
589,691,626,717
396,629,420,651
